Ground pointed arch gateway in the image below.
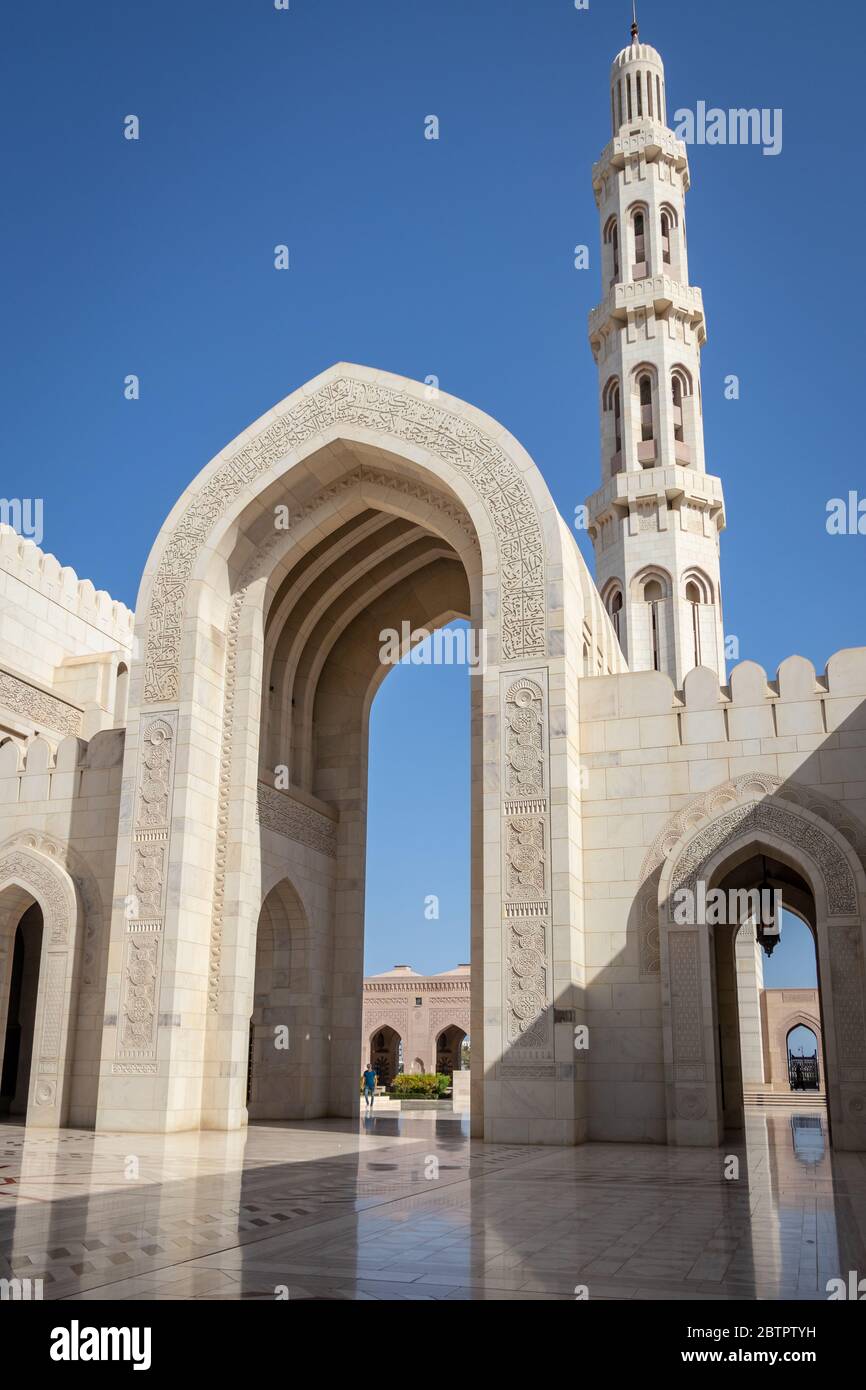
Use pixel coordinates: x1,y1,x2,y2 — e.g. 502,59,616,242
0,841,82,1127
95,364,605,1142
653,779,866,1150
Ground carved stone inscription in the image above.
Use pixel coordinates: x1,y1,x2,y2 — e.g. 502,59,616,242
501,673,553,1061
144,377,547,702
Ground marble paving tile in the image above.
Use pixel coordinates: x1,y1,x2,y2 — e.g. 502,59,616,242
0,1109,862,1301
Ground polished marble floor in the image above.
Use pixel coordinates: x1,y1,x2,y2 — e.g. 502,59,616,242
1,1105,864,1301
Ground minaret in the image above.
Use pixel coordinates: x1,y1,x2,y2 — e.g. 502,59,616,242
585,17,726,685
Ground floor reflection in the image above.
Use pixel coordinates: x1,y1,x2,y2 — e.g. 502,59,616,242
0,1108,863,1301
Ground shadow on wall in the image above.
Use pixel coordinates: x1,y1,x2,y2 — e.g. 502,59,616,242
584,656,866,1153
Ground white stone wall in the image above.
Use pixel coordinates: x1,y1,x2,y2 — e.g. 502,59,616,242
0,524,134,745
578,649,866,1142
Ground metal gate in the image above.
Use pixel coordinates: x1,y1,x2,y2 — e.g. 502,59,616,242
788,1053,819,1090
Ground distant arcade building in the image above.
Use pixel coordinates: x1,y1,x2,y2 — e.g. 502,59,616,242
361,964,470,1084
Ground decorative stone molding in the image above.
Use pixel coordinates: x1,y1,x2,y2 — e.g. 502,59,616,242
0,670,82,737
675,1088,707,1120
115,711,177,1069
144,377,546,702
669,800,857,918
637,868,661,975
642,772,866,882
0,832,104,986
667,931,703,1070
428,1007,471,1031
501,674,553,1061
256,785,338,858
0,847,75,945
829,926,866,1072
364,1008,410,1036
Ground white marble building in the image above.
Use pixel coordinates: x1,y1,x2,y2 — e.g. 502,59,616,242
1,23,865,1150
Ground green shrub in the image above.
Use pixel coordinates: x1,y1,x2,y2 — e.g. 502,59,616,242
390,1072,451,1098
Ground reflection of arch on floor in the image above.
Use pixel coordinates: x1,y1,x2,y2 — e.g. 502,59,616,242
369,1026,402,1087
247,877,323,1121
657,785,866,1150
435,1023,467,1076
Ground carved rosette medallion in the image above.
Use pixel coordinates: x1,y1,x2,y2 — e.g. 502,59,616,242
143,378,547,704
501,673,553,1062
114,712,177,1071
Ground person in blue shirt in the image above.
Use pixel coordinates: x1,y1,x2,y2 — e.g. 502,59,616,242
362,1065,377,1108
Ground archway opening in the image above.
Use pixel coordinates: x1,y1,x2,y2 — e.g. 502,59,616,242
435,1024,468,1077
246,878,317,1122
226,435,488,1132
0,901,43,1121
369,1026,402,1088
361,620,472,1107
786,1025,820,1091
711,853,829,1136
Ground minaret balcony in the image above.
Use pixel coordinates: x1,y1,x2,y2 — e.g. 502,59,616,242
592,123,690,197
586,465,726,533
589,275,706,346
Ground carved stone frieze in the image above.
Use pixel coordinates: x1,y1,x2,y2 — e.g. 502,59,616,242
144,378,546,703
0,670,82,737
502,673,553,1059
256,784,337,858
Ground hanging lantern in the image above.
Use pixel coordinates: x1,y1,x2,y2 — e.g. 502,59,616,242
755,855,781,959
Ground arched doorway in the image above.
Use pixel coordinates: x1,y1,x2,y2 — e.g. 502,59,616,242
100,365,604,1143
787,1025,820,1091
712,858,825,1131
0,846,81,1128
435,1024,467,1077
369,1026,402,1087
245,878,319,1121
0,905,42,1118
658,787,866,1150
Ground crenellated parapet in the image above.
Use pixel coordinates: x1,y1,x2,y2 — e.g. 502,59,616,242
0,524,134,645
580,648,866,725
0,729,125,807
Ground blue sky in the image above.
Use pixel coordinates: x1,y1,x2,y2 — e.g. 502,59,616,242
3,0,862,978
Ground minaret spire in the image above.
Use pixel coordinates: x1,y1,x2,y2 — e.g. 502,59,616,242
584,31,728,686
630,1,639,44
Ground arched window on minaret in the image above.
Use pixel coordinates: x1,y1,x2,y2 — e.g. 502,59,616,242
635,369,656,465
626,74,633,121
659,204,680,277
603,583,624,643
603,216,620,287
672,375,684,442
602,377,623,474
660,209,672,266
636,71,644,118
632,209,647,279
637,571,671,673
671,366,695,466
683,570,715,673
